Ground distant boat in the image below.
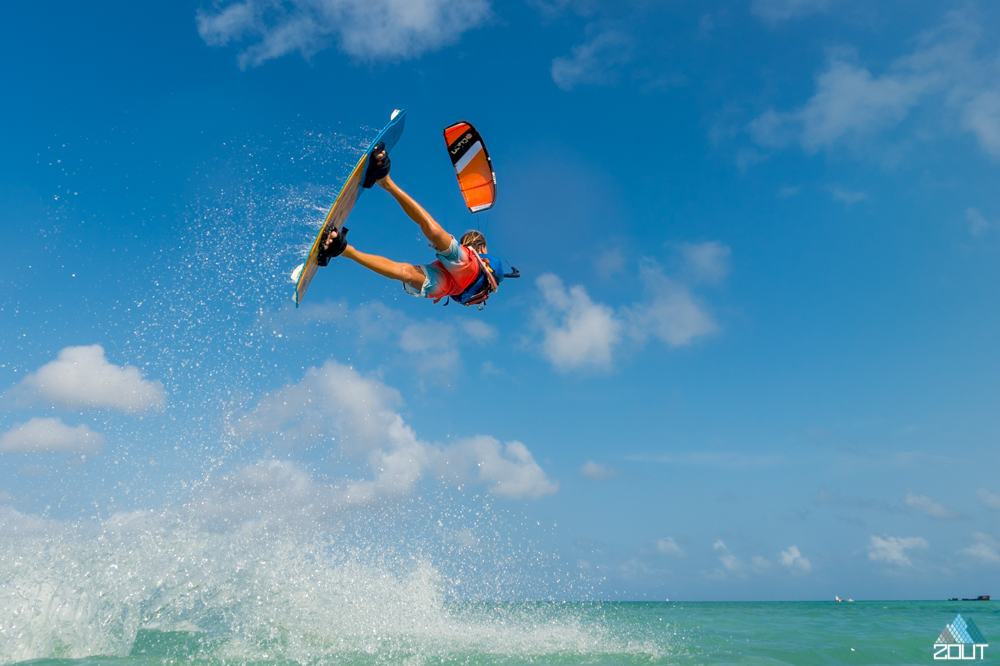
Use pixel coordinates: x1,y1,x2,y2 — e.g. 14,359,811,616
960,595,990,601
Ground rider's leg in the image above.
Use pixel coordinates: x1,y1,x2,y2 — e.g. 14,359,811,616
341,245,425,290
377,174,453,253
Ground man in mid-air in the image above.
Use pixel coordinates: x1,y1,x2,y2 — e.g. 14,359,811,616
317,145,512,307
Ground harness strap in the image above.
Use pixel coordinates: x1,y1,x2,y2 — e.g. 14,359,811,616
451,252,498,307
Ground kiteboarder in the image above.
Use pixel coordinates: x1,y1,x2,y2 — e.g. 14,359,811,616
318,144,514,307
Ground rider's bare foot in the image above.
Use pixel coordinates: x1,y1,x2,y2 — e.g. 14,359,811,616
363,142,391,189
317,226,349,266
323,228,339,249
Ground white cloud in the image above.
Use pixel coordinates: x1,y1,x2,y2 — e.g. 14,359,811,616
713,540,744,573
959,532,1000,564
962,91,1000,157
966,208,990,237
829,185,867,205
679,241,732,285
749,55,933,152
580,460,619,480
433,436,559,499
624,263,719,347
904,492,962,520
867,535,928,566
399,320,461,374
594,248,625,279
748,12,1000,161
976,488,1000,509
197,0,492,68
779,545,813,573
270,301,488,380
8,345,166,413
533,249,723,371
0,418,104,454
534,274,622,371
236,360,557,503
751,0,832,25
459,320,497,344
551,31,632,91
656,537,685,558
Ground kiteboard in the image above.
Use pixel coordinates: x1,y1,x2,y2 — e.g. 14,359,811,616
291,109,407,307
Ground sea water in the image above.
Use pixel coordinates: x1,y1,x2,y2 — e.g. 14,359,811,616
0,504,994,665
2,578,998,666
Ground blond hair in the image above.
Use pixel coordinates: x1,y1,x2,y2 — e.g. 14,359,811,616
459,230,487,253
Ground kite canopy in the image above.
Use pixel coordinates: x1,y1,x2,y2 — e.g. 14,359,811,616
443,121,496,213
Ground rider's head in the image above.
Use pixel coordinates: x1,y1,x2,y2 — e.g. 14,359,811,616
460,230,487,254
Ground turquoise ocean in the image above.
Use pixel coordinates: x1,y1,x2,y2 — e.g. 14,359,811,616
2,590,996,665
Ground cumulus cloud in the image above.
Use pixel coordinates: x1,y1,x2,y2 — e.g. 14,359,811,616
713,540,744,573
580,460,619,480
959,532,1000,564
235,360,557,504
7,345,166,413
269,300,491,380
748,12,1000,160
399,320,461,374
867,535,928,566
751,0,832,25
197,0,492,68
679,241,732,285
534,274,622,371
904,492,963,520
751,555,772,573
0,418,104,454
533,247,725,371
551,31,633,91
748,53,934,153
624,263,719,347
779,545,812,573
962,90,1000,157
829,185,867,205
656,537,685,558
976,488,1000,509
194,459,335,522
594,248,625,278
433,436,560,499
459,320,497,344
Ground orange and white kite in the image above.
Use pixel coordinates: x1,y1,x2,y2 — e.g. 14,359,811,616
443,121,496,213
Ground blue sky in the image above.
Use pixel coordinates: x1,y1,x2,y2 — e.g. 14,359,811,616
1,0,1000,601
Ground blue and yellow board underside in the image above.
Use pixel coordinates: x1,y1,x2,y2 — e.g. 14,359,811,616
294,109,407,307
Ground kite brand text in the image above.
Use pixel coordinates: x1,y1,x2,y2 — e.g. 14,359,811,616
934,643,987,660
450,133,474,154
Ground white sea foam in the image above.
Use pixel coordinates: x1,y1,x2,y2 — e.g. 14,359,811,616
0,495,646,664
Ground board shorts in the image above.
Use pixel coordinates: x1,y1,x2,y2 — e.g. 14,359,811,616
403,237,480,301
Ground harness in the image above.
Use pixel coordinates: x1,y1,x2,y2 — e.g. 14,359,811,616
449,252,499,309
